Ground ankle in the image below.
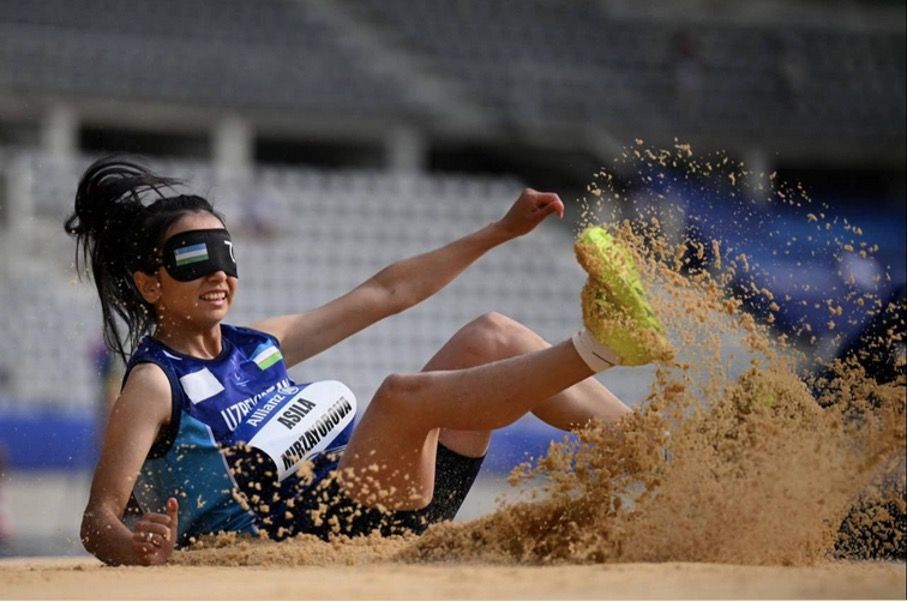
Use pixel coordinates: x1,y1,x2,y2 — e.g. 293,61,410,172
571,329,620,373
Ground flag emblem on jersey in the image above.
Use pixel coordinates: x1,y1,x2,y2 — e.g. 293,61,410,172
174,243,209,266
252,342,283,370
179,368,225,404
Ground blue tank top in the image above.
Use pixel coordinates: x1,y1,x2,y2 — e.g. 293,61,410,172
125,324,356,546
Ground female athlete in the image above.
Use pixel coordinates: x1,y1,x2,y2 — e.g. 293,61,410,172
68,157,667,565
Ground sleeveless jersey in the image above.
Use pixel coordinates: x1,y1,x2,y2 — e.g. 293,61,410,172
125,324,356,546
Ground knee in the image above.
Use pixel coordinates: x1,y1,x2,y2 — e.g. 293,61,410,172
459,311,538,362
373,372,425,413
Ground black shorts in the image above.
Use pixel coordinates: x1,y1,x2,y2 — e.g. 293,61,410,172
230,443,485,541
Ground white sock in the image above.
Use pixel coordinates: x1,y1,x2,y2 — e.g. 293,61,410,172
571,329,621,372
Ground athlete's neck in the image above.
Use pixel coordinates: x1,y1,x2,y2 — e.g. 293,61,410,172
153,322,223,359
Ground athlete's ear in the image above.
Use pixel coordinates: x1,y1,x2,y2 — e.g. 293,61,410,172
133,271,162,304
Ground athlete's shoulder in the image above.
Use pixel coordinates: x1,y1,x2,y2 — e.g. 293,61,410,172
223,323,281,347
117,362,172,424
123,361,170,392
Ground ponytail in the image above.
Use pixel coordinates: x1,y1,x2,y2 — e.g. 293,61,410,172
64,156,221,360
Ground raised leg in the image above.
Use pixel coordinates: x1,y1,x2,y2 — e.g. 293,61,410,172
338,312,630,509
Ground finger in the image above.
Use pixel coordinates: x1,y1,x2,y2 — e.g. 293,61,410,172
536,195,564,216
533,192,557,207
532,192,554,207
134,530,164,547
134,525,170,546
132,540,155,562
133,531,155,549
139,522,171,537
136,518,170,531
132,533,166,553
549,198,565,219
142,513,172,525
167,497,179,522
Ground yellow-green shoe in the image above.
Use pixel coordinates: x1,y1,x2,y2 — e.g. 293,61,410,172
575,226,673,366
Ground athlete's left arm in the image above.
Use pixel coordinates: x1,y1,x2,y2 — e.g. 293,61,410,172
252,188,564,368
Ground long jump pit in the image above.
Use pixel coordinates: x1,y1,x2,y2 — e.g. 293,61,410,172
1,556,904,600
5,144,903,601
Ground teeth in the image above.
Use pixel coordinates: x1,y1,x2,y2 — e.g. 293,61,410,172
201,292,226,301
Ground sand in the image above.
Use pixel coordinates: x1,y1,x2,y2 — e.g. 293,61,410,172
1,556,905,600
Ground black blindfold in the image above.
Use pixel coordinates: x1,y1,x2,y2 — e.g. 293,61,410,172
162,229,238,282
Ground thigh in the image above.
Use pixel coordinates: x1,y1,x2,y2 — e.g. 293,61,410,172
421,313,539,457
337,313,552,510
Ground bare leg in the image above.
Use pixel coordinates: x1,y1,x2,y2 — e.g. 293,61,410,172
339,312,630,509
425,312,628,457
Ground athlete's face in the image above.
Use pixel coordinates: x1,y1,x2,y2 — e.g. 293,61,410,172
136,211,238,329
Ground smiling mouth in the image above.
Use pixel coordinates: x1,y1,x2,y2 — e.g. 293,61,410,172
200,291,227,302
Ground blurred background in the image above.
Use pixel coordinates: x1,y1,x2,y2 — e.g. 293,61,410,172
0,0,904,557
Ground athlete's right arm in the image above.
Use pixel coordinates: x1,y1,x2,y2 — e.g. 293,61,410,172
80,363,174,565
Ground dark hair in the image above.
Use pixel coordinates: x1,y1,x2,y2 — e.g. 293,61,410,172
64,156,223,361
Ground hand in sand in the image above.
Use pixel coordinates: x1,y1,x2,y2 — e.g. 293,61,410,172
132,497,179,566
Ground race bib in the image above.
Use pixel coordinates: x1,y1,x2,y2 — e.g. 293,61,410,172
233,380,356,481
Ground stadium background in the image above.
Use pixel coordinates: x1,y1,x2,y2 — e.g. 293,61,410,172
0,0,903,557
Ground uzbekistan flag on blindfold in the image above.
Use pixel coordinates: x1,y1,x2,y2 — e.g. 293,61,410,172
252,342,283,370
174,242,209,266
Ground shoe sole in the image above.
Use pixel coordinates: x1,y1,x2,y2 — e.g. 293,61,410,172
575,226,672,365
575,226,662,331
